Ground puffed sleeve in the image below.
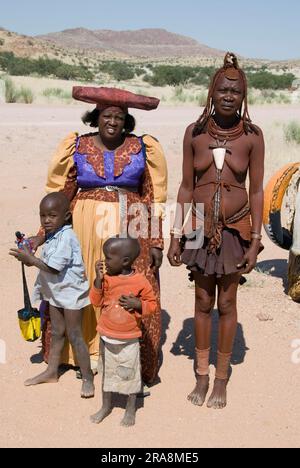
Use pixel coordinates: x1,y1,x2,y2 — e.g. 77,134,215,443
142,134,168,218
140,135,168,250
45,132,78,195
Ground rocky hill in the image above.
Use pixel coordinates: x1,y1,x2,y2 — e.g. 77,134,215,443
36,27,225,59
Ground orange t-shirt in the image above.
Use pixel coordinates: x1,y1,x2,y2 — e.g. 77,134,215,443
89,272,157,340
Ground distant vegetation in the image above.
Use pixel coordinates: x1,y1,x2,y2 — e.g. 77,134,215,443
0,51,296,92
143,65,215,87
0,51,93,81
143,65,296,89
247,71,296,90
284,121,300,144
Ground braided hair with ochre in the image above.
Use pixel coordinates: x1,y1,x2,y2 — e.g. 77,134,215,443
193,52,259,138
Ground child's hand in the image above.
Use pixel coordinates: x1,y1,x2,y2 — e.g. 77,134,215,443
119,294,142,313
27,235,45,253
9,245,35,266
95,260,104,279
94,260,104,289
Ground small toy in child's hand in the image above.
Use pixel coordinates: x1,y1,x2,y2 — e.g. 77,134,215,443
15,231,33,252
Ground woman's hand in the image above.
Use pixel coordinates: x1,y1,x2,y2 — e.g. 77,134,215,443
150,248,163,274
237,243,260,274
167,237,183,267
27,235,45,253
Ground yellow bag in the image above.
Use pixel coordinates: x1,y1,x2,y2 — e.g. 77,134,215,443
18,311,41,342
18,263,41,342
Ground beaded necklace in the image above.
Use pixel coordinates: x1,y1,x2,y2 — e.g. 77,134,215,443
206,116,246,251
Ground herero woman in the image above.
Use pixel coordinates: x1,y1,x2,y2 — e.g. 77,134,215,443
168,53,264,408
32,87,167,386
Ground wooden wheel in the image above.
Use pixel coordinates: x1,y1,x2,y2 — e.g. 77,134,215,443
263,163,300,250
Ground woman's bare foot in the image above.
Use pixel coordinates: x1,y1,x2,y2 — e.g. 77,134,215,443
207,379,228,409
187,375,209,406
24,371,58,386
81,379,95,398
90,407,112,424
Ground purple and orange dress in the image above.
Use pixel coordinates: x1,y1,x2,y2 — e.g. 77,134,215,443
44,132,168,384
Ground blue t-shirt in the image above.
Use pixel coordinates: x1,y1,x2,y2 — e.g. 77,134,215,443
32,225,90,310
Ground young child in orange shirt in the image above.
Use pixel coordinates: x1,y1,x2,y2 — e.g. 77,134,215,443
89,237,157,427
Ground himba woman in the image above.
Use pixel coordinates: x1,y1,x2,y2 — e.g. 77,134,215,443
30,87,167,388
168,53,264,409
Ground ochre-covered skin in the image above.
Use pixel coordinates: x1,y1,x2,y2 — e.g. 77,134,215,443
168,52,265,410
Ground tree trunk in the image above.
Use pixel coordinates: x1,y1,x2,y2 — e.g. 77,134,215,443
288,251,300,303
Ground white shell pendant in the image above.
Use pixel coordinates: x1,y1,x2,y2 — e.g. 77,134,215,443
213,148,226,171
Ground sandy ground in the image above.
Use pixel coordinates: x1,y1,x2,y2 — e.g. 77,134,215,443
0,103,299,448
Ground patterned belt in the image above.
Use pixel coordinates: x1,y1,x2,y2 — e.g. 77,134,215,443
80,185,138,193
83,186,139,236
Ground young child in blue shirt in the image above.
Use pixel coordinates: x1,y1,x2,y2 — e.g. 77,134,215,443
10,192,94,398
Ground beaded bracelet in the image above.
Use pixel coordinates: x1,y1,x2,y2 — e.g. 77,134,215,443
251,233,262,240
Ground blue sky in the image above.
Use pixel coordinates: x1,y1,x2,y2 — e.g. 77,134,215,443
1,0,299,60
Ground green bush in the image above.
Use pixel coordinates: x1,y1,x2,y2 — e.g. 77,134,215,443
43,87,64,97
284,121,300,144
99,62,135,81
43,87,71,99
18,86,34,103
4,76,18,102
198,90,208,107
0,51,94,81
247,70,295,90
3,77,33,103
143,65,215,87
172,86,187,102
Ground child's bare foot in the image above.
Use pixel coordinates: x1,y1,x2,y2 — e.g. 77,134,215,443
81,379,95,398
207,379,228,409
120,394,136,427
90,407,112,424
187,375,209,406
24,371,58,386
120,411,136,427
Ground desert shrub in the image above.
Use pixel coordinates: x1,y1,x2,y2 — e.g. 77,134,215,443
0,38,4,46
134,66,144,77
172,86,187,102
43,87,64,97
144,65,193,86
99,62,134,81
55,64,77,80
247,70,295,90
76,66,94,81
4,76,18,102
3,77,33,103
0,51,16,71
277,92,291,104
17,86,34,103
190,67,215,86
284,121,300,145
198,90,208,106
247,89,258,105
0,51,94,81
143,65,215,87
43,87,71,99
